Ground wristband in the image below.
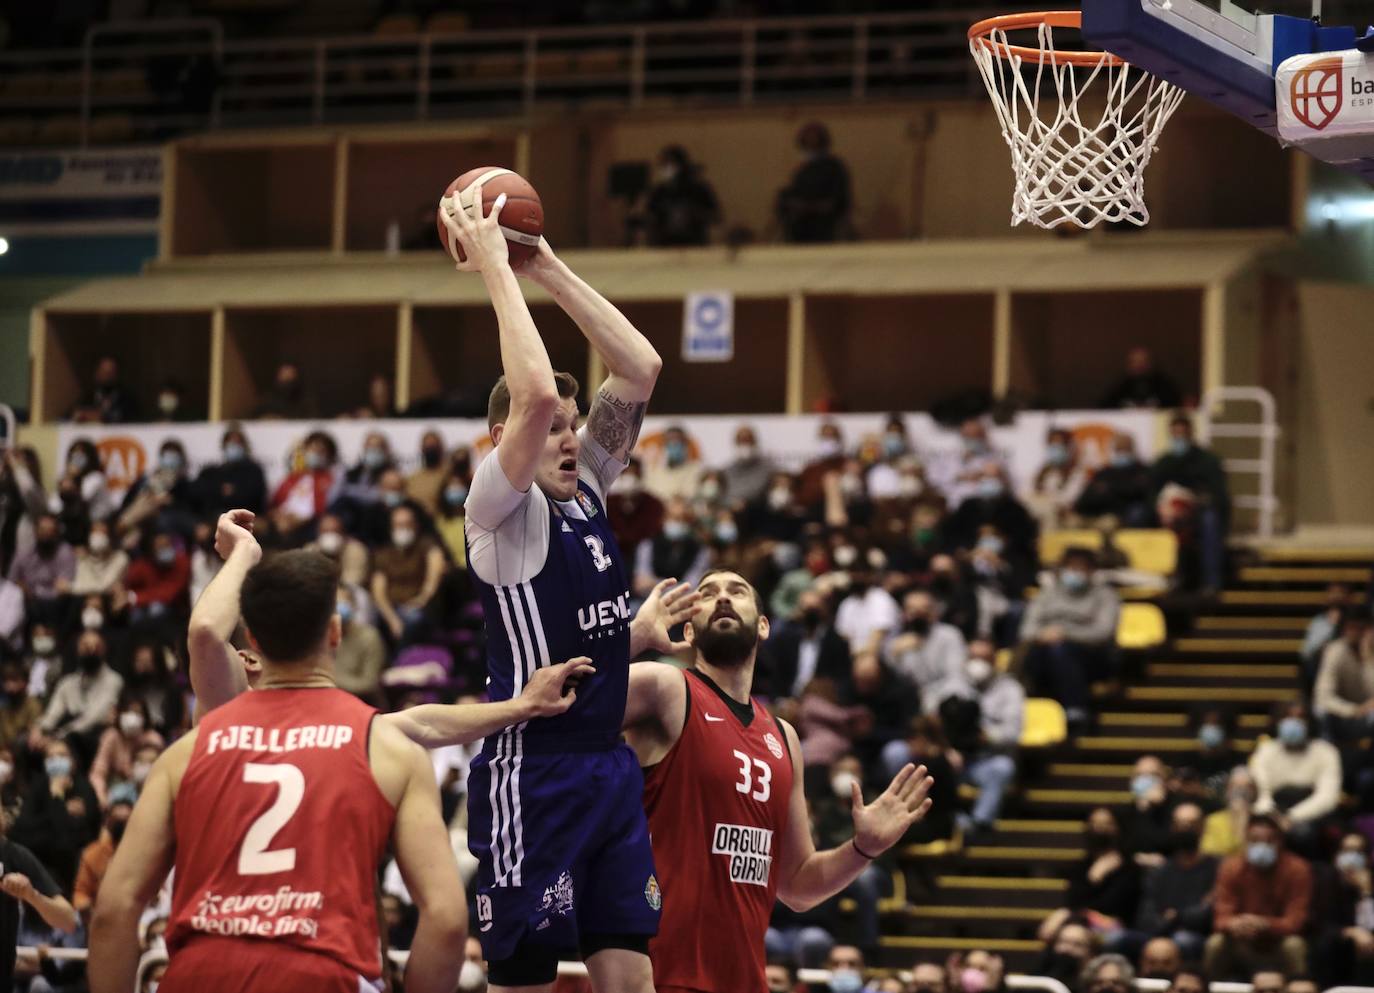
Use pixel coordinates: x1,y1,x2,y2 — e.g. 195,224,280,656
851,837,878,861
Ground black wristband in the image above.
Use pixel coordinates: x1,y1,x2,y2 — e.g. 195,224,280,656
851,837,878,861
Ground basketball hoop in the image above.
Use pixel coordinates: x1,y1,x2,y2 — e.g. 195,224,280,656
968,11,1186,228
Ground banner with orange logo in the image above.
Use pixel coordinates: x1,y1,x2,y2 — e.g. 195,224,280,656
57,411,1159,503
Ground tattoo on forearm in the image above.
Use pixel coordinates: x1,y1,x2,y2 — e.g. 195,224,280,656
587,388,647,462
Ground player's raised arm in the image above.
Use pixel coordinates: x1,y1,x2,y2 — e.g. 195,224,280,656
520,240,662,467
376,721,468,993
384,657,595,747
441,185,561,496
187,510,262,722
90,733,192,993
772,720,934,912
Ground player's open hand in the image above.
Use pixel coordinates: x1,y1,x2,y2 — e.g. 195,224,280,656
850,762,934,859
631,578,701,656
521,657,596,717
215,510,261,565
438,182,508,273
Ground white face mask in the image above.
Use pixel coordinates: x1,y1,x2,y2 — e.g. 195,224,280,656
831,770,860,799
966,658,994,685
767,487,791,510
457,960,486,991
392,528,416,549
132,761,153,785
817,438,843,459
82,608,104,631
119,712,145,736
734,442,757,462
32,636,55,657
88,531,110,554
317,531,344,555
0,761,13,782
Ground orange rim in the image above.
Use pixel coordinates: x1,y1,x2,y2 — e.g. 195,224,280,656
968,11,1125,68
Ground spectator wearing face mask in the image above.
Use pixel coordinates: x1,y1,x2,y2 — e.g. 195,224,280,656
638,144,720,247
88,696,164,807
1040,808,1140,943
124,531,190,624
1074,434,1155,528
433,463,472,569
833,550,902,662
928,639,1024,833
1248,702,1340,847
633,497,709,598
117,439,199,541
1313,607,1374,743
724,425,774,507
606,458,666,554
359,468,433,549
929,418,1006,509
24,623,61,700
795,422,848,509
308,512,371,588
73,799,133,922
34,630,122,752
71,355,141,424
1313,831,1374,987
193,426,268,519
776,122,851,244
123,639,183,734
406,430,451,517
268,430,339,545
456,934,487,991
371,504,445,645
1119,802,1217,963
0,662,40,752
1301,582,1353,686
942,463,1036,566
151,379,191,423
11,738,100,892
946,949,1006,993
747,472,810,544
1027,428,1089,533
1151,416,1229,592
1202,767,1259,859
1204,814,1310,979
1035,920,1100,993
884,590,969,713
8,514,76,623
334,431,397,524
761,588,852,701
72,520,128,600
334,585,386,703
1122,755,1175,864
642,425,701,502
1020,548,1120,730
823,944,866,993
1192,710,1240,804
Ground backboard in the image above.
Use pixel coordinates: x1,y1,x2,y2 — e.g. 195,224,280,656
1083,0,1374,180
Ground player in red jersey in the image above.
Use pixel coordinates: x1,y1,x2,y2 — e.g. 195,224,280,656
624,569,935,993
88,550,469,993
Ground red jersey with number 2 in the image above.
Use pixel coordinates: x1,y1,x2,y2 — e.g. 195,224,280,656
166,687,395,985
642,668,795,993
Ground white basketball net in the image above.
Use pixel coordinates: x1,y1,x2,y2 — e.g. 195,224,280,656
970,19,1186,228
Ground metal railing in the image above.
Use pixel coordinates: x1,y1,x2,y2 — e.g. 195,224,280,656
1200,386,1281,538
0,7,1045,148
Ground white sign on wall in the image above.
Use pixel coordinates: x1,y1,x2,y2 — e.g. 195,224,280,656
682,290,734,363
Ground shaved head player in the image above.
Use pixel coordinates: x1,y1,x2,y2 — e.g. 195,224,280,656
624,571,935,993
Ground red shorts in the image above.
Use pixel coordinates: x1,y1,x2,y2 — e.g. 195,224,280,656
162,936,378,993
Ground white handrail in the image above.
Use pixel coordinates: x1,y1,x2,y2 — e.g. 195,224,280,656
1199,386,1281,538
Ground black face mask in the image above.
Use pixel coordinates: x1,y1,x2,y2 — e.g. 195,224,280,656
801,608,823,630
36,537,58,554
79,653,103,674
908,616,932,636
930,575,955,596
108,819,127,844
1168,829,1201,855
421,447,443,469
1085,831,1118,855
1044,953,1085,982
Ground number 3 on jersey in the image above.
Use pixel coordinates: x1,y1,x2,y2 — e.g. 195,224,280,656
238,762,304,875
732,749,771,802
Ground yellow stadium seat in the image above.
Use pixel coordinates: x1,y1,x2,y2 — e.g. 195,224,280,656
1117,602,1167,650
902,824,964,859
1020,698,1067,748
994,648,1013,673
1113,529,1178,577
1039,529,1102,566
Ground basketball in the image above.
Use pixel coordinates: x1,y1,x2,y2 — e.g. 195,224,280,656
437,167,544,267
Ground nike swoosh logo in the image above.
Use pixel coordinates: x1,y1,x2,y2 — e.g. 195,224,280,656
704,714,725,722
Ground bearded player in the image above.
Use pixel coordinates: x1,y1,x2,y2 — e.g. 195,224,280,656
623,570,935,993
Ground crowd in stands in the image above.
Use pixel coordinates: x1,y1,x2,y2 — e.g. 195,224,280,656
16,347,1372,992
